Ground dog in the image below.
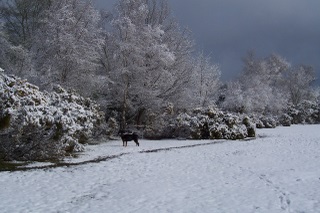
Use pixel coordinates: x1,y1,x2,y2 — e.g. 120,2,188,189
118,130,139,147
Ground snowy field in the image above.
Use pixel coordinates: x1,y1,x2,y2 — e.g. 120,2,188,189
1,125,320,213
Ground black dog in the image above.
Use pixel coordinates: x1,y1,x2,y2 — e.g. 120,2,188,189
118,130,139,147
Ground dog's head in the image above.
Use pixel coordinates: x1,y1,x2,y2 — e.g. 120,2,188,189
118,130,125,136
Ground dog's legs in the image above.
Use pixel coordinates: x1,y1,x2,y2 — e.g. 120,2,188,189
134,139,139,146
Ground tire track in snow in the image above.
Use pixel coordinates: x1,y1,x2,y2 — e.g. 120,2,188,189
2,140,225,172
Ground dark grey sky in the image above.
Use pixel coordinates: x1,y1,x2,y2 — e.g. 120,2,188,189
95,0,320,85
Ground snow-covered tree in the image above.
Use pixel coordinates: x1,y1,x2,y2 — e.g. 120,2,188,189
241,52,289,83
285,65,316,106
158,22,195,108
0,23,31,76
222,52,291,114
220,81,245,113
191,53,221,107
0,0,51,48
0,23,14,69
31,0,103,94
105,0,197,128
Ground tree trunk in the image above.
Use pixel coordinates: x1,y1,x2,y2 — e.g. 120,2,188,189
121,74,129,129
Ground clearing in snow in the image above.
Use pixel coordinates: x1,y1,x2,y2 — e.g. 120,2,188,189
0,125,320,212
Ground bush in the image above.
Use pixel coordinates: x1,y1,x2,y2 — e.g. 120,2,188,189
285,101,320,124
245,100,320,128
138,106,255,140
0,71,106,161
243,116,256,137
143,108,176,139
175,107,256,140
253,115,278,128
279,114,292,126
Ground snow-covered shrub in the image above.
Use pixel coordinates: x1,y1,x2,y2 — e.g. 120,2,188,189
116,104,256,140
105,117,119,138
175,112,208,139
242,116,256,137
253,115,278,128
143,109,176,139
279,114,292,126
285,101,320,124
244,100,320,128
0,71,106,161
175,106,255,140
142,106,256,140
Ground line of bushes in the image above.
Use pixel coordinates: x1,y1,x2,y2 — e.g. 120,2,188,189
0,71,106,161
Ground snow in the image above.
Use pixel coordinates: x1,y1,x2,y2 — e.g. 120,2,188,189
1,125,320,212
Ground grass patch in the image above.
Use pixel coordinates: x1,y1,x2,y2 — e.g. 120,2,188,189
0,161,27,171
0,114,11,130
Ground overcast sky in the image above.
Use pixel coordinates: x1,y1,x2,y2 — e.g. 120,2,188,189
95,0,320,85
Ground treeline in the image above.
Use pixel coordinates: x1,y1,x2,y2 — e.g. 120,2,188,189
1,0,320,161
1,0,319,131
0,0,220,129
220,51,318,115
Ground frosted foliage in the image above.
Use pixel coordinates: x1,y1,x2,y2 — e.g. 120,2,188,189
0,26,31,75
31,0,103,92
221,81,245,112
191,53,221,107
222,53,291,114
109,0,180,114
0,29,10,69
0,72,105,161
285,100,320,124
175,107,255,140
286,65,316,106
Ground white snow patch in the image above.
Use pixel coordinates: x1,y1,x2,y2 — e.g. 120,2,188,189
1,125,320,213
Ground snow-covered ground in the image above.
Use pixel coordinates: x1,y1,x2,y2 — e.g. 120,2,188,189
1,125,320,213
